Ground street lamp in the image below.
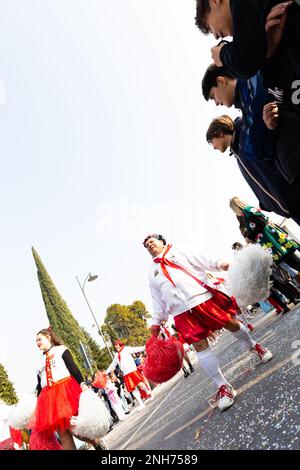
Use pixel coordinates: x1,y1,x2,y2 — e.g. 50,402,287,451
76,273,114,360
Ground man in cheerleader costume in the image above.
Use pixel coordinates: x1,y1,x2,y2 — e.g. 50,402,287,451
106,340,150,411
144,234,273,412
35,328,105,450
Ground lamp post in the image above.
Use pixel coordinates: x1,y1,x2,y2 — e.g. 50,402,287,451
76,273,114,360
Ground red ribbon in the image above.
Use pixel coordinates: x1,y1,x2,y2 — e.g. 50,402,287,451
154,244,211,290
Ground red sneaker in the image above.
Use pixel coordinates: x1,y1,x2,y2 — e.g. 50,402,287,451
247,323,254,331
251,343,273,363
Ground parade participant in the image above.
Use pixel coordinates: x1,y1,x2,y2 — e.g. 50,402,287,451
35,328,104,450
106,340,150,411
231,234,290,315
144,233,273,411
35,328,86,450
229,197,300,270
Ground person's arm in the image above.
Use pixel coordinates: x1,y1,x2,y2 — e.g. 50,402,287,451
219,0,269,78
149,281,169,327
36,375,42,396
106,355,118,375
184,248,229,273
61,349,85,387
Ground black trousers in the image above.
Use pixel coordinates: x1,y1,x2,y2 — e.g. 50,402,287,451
282,250,300,271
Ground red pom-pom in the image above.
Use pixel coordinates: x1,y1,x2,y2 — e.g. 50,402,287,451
92,371,107,389
143,336,184,384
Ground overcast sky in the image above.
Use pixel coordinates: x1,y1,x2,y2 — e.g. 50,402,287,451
1,0,299,417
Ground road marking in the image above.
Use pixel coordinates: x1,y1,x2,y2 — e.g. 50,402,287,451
164,353,294,440
120,380,182,450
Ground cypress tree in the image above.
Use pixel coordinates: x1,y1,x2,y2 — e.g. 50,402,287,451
0,363,18,405
32,247,88,370
81,328,112,371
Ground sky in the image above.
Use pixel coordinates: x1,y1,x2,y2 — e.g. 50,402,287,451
1,0,299,411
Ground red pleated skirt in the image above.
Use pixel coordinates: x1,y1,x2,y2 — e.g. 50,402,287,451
35,376,81,434
123,370,144,393
174,290,238,344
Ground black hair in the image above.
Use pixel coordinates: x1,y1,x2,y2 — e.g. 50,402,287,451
143,234,167,247
232,242,244,251
36,328,63,346
202,63,235,101
195,0,211,34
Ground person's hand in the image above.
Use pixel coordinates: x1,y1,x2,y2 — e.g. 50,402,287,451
69,415,78,426
211,43,225,67
80,382,89,392
150,325,160,337
263,102,279,129
207,331,218,342
219,262,230,271
265,2,292,58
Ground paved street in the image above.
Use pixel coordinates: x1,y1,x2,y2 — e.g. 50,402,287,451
104,306,300,450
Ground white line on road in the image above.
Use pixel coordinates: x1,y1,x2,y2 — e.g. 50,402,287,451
120,380,182,450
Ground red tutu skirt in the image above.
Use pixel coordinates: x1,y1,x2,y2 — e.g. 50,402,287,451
29,428,63,450
123,370,144,393
35,376,81,434
174,290,238,344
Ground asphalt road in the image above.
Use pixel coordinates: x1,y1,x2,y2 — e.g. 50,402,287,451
105,306,300,450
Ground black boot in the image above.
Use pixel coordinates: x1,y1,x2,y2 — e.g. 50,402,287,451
183,367,190,378
189,364,195,373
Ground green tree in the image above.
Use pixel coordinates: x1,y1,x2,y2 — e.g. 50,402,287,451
102,324,118,344
32,247,112,375
32,247,91,372
81,328,112,371
0,363,18,405
104,300,151,346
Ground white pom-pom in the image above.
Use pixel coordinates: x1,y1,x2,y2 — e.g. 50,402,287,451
227,244,273,306
0,402,14,423
8,394,37,430
70,390,112,440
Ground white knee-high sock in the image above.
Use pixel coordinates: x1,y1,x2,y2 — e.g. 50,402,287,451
132,388,144,405
231,322,256,348
197,348,230,388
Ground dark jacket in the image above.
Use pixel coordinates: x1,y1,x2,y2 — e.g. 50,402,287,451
221,0,300,107
261,2,300,105
234,73,276,161
220,0,271,79
231,118,300,220
275,105,300,186
233,75,300,215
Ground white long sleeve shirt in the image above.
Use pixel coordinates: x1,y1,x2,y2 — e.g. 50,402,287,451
106,346,145,376
149,245,225,326
37,345,69,389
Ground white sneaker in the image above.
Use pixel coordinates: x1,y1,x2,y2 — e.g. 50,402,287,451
216,385,237,412
251,343,273,363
